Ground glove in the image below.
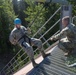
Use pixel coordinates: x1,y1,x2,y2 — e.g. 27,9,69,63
12,39,17,45
50,36,56,41
27,27,31,34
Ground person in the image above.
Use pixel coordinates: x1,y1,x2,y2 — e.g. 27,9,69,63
9,18,50,68
50,16,76,56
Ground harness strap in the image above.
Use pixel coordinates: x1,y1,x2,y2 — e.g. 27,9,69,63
18,34,31,45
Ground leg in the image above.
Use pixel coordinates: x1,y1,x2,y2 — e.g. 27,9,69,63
58,41,68,52
21,41,38,68
69,42,76,55
58,41,74,56
30,38,51,58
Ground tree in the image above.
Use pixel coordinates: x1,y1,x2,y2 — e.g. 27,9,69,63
0,0,15,54
12,0,28,26
24,0,46,37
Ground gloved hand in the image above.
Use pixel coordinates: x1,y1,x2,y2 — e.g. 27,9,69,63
50,36,56,41
12,39,17,45
27,27,31,34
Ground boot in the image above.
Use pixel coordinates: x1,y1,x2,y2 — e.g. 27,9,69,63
64,52,69,56
31,58,38,68
41,51,51,58
64,50,72,56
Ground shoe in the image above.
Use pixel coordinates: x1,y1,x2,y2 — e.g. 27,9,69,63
41,51,51,58
31,58,39,68
64,52,69,56
64,50,72,56
32,62,39,68
43,53,51,58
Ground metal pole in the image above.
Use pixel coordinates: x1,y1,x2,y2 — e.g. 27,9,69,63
36,0,68,5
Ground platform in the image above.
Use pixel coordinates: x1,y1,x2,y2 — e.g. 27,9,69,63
13,45,76,75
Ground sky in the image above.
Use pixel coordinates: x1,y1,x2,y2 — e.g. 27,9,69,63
17,0,21,1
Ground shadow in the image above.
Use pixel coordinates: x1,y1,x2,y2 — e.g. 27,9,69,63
26,67,38,75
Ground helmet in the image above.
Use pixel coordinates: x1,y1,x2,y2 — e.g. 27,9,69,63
14,18,21,25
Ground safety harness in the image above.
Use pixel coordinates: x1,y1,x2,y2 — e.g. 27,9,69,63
18,34,31,45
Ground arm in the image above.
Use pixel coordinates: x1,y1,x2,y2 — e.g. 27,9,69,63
22,26,31,34
51,27,70,40
9,31,17,45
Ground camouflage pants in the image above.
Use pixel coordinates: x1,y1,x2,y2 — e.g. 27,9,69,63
20,38,43,60
58,38,75,52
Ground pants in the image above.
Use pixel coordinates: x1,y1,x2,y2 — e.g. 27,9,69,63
21,38,43,60
58,38,75,52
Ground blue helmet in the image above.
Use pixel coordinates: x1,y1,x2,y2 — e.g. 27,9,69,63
14,18,21,25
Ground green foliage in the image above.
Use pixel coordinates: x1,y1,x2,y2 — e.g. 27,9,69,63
66,55,76,72
44,3,60,40
25,0,46,36
0,0,15,54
